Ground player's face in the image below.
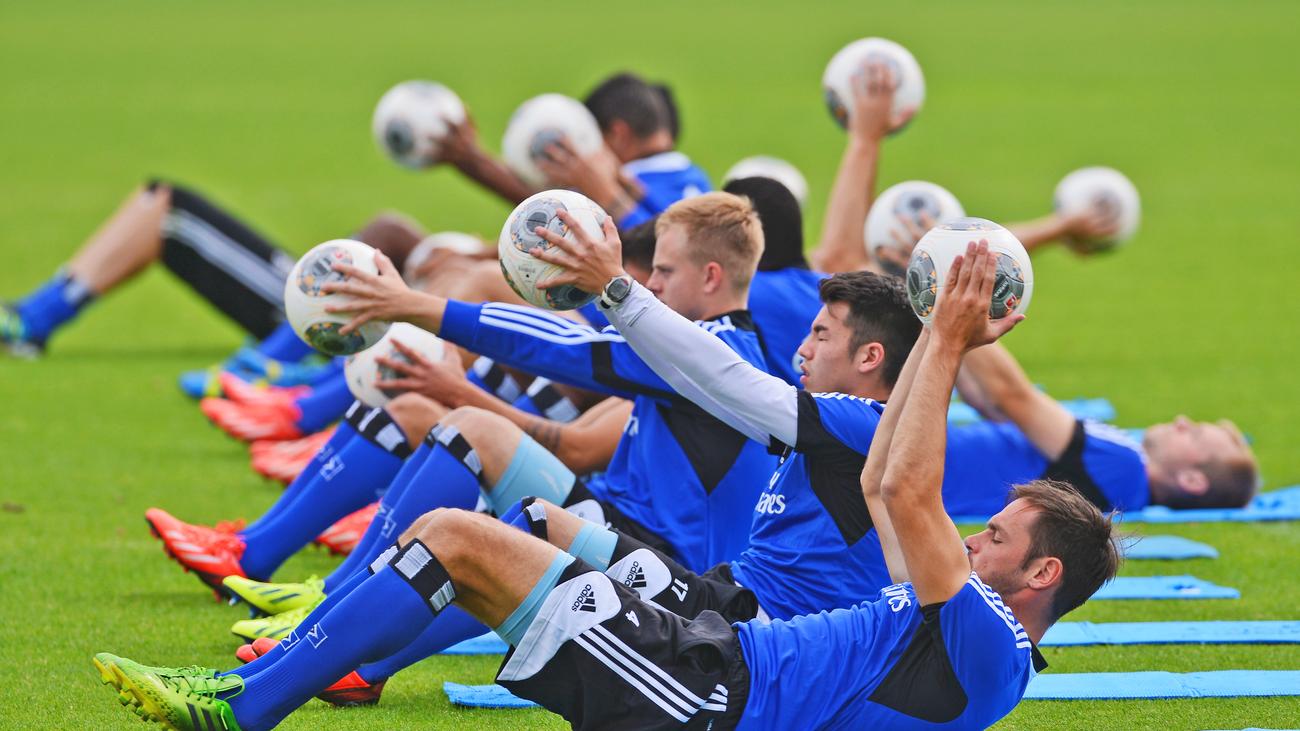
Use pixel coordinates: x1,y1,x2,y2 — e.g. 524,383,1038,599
963,499,1041,598
647,224,710,320
796,303,856,392
1143,416,1245,475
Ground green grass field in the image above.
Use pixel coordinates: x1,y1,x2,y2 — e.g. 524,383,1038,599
2,1,1299,728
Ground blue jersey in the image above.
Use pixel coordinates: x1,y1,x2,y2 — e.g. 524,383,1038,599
619,151,712,229
737,573,1046,730
439,301,778,571
730,392,891,620
749,268,827,385
942,418,1150,516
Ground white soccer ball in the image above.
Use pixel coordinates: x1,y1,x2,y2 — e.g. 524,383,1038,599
402,232,487,286
502,94,605,188
344,323,446,407
284,239,391,355
372,81,467,169
822,37,925,134
1053,166,1141,252
498,190,606,311
865,181,965,277
722,156,810,209
905,218,1033,324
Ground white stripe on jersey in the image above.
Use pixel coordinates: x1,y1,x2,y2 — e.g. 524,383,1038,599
621,151,692,176
480,314,625,346
1083,420,1147,456
810,392,880,406
481,303,626,342
968,573,1032,649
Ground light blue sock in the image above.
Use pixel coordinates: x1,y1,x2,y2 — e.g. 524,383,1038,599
566,522,619,572
484,433,575,515
496,552,575,646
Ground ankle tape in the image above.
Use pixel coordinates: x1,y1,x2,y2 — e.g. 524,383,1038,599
423,424,483,482
524,378,580,422
388,539,456,614
348,404,412,458
471,357,522,403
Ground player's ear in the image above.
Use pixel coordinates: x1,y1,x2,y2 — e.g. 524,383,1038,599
607,119,633,148
1174,468,1210,496
1026,555,1063,592
702,261,725,294
855,342,885,374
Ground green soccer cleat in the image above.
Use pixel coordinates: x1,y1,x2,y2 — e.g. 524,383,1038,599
229,597,321,643
93,653,242,731
222,575,326,617
1,302,42,358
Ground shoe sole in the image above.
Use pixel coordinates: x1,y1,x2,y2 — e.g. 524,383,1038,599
94,657,177,729
144,516,235,601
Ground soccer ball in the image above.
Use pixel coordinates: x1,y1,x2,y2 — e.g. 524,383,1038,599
905,218,1033,324
344,322,446,407
372,81,466,169
1053,166,1141,252
502,94,604,188
865,181,965,277
498,190,606,311
284,239,391,355
822,37,925,134
402,232,486,286
722,156,810,209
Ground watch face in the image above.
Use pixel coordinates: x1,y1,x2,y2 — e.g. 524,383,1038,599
607,277,632,301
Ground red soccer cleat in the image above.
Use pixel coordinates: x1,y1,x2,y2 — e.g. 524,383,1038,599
214,518,248,534
201,397,303,443
234,638,385,706
219,372,311,409
314,503,378,556
144,508,247,592
249,429,334,484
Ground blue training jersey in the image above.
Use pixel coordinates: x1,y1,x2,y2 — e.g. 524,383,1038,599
439,301,778,571
942,418,1150,516
749,267,827,386
730,391,891,620
619,151,712,229
737,573,1046,730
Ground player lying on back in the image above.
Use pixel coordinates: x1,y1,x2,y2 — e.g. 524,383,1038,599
93,242,1120,730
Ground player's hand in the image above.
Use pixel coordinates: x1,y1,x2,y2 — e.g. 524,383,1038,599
1061,204,1122,253
530,212,626,295
537,139,626,208
438,114,482,168
374,337,468,403
849,60,899,143
323,252,423,333
876,209,937,275
930,240,1024,351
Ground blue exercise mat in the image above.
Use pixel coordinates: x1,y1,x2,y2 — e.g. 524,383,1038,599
1122,535,1218,560
445,682,536,709
1042,621,1300,647
952,485,1300,525
1092,575,1238,600
1024,670,1300,700
442,633,509,655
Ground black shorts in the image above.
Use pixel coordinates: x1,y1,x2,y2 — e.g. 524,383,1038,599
496,559,751,731
152,180,296,339
607,534,761,625
562,479,682,563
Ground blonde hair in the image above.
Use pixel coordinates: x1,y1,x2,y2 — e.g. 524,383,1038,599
655,192,764,293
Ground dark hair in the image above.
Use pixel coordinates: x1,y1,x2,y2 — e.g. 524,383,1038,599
1011,480,1122,621
723,177,806,271
621,217,658,273
584,73,671,138
651,82,680,141
817,272,921,387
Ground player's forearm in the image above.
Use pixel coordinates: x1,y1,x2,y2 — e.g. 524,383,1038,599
607,282,797,445
811,140,879,273
399,291,450,336
1007,213,1067,252
862,329,929,499
453,153,535,205
880,335,961,506
958,343,1034,417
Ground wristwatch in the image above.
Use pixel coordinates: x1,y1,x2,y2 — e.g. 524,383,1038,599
599,274,634,309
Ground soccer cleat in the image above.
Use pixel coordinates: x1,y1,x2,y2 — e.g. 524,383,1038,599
249,429,333,484
314,503,378,556
145,508,247,593
229,598,321,642
222,575,325,617
231,640,385,707
1,302,43,358
231,348,335,388
200,397,303,443
219,371,311,408
213,518,247,534
93,653,242,730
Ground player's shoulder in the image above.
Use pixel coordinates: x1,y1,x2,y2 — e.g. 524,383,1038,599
622,150,697,177
1081,420,1145,454
808,391,884,414
945,572,1032,651
797,391,883,452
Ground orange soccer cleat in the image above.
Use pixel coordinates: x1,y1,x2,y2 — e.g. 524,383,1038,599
201,397,303,443
219,371,311,408
144,508,247,593
314,503,378,556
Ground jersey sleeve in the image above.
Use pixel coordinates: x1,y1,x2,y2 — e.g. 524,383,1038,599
1041,419,1111,510
935,574,1035,699
793,392,884,455
606,282,798,446
438,300,677,401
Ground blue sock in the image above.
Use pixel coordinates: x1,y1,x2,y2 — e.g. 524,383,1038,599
14,270,95,343
466,357,523,402
227,544,454,731
239,406,411,580
292,374,354,433
321,427,482,592
255,322,314,362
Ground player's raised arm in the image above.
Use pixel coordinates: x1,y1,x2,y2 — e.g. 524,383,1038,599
810,61,896,274
960,342,1076,460
533,210,800,447
880,241,1023,606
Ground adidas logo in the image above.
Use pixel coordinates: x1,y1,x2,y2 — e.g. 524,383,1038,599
623,562,647,590
571,583,597,613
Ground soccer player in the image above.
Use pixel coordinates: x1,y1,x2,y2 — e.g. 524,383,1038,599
94,243,1120,730
943,341,1258,513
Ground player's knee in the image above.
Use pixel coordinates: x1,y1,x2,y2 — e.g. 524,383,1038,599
386,393,446,448
440,406,517,447
407,508,483,570
356,211,424,272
